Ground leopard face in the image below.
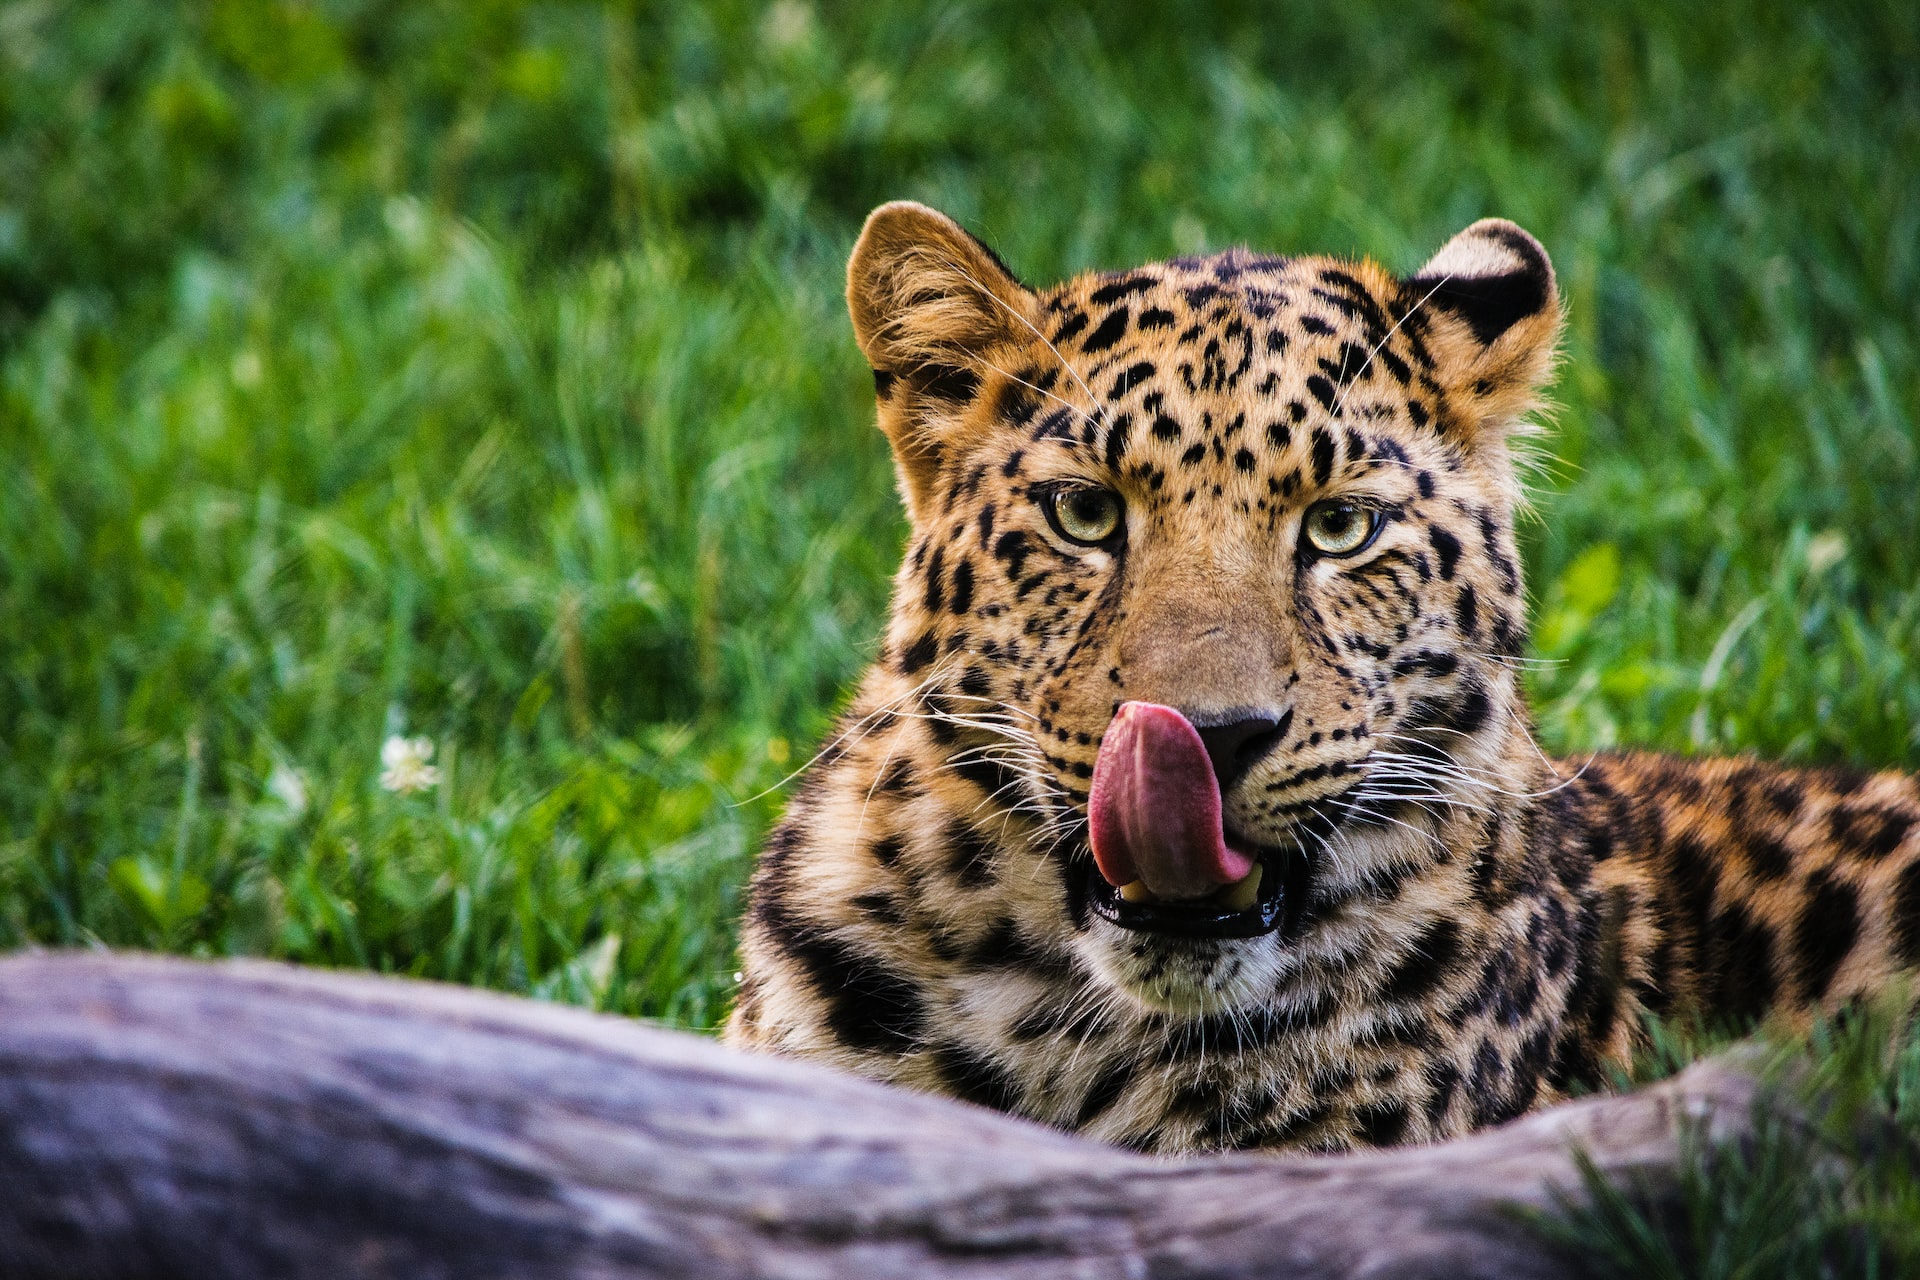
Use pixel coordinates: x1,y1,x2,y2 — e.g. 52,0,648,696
845,203,1559,1016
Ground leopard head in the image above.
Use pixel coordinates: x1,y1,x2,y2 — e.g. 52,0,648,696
847,201,1561,1014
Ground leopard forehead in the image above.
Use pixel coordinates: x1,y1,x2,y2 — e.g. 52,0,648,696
995,249,1470,511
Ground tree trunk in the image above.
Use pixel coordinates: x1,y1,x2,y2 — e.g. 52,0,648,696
0,952,1771,1279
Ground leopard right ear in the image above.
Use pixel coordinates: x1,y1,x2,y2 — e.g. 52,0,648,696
847,202,1038,519
1401,219,1561,443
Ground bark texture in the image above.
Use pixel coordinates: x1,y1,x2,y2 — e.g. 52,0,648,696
0,952,1772,1279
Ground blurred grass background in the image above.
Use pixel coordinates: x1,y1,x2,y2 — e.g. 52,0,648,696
3,0,1918,1268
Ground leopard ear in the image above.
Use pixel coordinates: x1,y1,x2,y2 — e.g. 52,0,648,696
1402,219,1562,439
847,201,1038,520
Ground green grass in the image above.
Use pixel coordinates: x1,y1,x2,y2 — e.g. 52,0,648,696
3,0,1918,1268
1535,1000,1920,1277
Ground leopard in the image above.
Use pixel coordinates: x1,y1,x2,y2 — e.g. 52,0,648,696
722,200,1920,1155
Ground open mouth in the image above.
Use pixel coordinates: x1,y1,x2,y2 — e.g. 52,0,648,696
1084,700,1320,940
1083,841,1307,938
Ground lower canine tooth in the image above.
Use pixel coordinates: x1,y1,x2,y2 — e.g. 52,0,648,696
1217,865,1263,912
1118,880,1155,904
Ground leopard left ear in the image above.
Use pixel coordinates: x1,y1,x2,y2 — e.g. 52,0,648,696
1403,219,1562,438
847,201,1040,523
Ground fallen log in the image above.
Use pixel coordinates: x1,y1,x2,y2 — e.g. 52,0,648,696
0,951,1771,1279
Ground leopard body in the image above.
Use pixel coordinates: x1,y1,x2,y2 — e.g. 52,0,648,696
723,202,1920,1154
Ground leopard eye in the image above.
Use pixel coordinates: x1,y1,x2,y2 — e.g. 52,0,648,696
1042,485,1123,546
1302,499,1379,557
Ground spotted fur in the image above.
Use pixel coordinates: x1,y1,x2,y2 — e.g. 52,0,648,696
723,202,1920,1154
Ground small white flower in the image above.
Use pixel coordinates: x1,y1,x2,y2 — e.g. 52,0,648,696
266,762,309,816
1805,530,1847,577
379,735,440,794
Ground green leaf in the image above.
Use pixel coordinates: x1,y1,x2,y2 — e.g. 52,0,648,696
109,857,210,935
1560,543,1623,617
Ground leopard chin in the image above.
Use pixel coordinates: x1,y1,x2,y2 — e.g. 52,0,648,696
1076,927,1284,1017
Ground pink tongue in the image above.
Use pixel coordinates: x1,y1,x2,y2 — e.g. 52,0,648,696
1089,702,1253,901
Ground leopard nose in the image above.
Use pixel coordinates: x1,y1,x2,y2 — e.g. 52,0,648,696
1193,709,1292,791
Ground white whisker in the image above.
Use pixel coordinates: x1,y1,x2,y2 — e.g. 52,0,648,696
969,353,1108,440
938,256,1109,428
735,656,967,805
1331,272,1455,422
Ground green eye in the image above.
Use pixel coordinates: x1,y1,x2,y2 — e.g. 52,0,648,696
1044,485,1123,546
1302,499,1379,557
